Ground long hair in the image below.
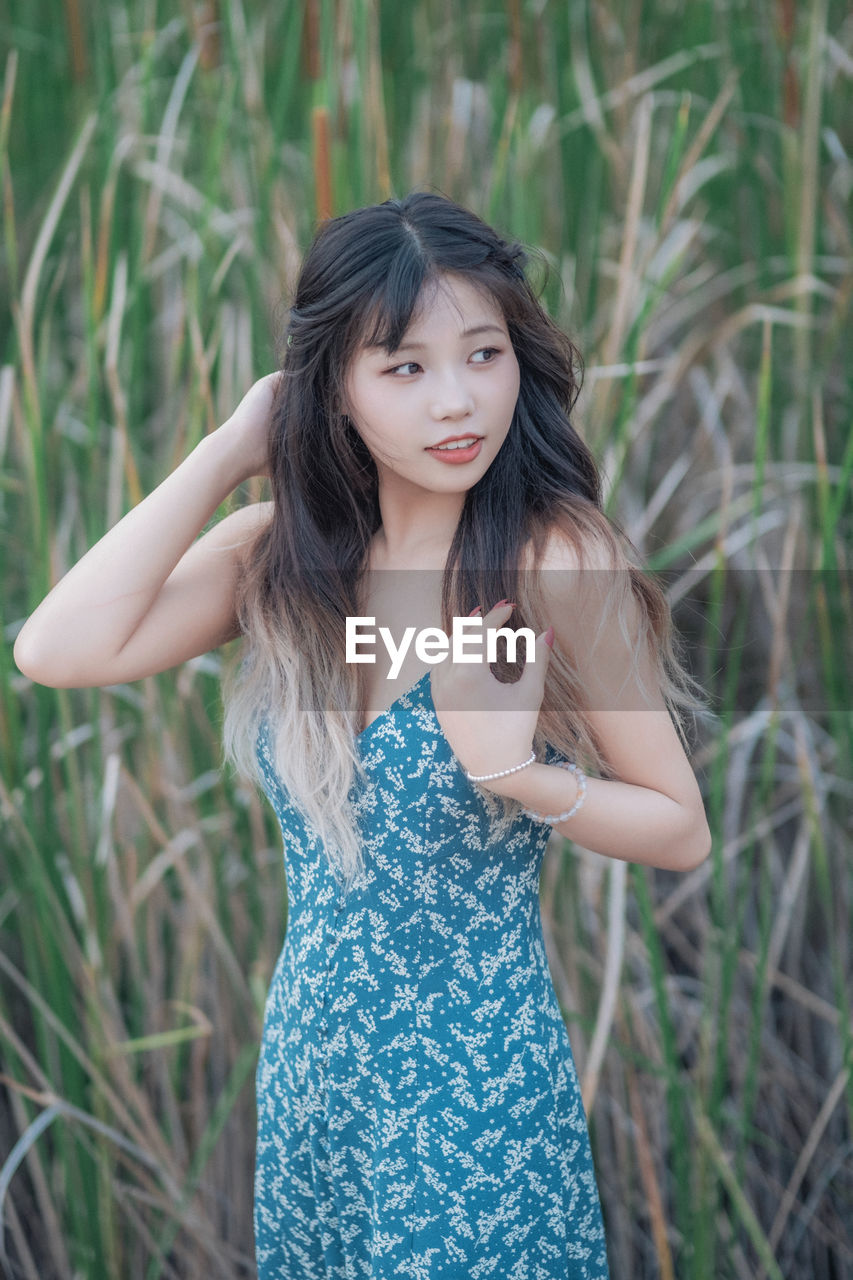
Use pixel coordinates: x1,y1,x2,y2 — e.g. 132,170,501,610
220,190,710,894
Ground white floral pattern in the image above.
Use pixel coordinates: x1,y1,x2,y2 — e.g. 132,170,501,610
254,669,610,1278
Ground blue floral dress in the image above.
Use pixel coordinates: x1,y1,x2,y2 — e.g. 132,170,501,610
253,669,610,1279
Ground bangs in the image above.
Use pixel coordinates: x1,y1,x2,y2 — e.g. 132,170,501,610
356,262,506,358
359,257,433,356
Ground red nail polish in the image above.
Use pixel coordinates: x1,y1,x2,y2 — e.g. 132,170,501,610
544,626,554,648
468,605,482,617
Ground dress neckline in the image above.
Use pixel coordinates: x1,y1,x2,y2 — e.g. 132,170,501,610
357,668,432,740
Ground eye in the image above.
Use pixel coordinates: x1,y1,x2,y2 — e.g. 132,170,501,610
385,347,501,376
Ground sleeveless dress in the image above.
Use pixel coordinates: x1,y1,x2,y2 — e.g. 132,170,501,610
253,668,610,1279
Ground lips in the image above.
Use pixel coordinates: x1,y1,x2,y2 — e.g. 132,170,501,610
425,434,483,451
426,437,484,464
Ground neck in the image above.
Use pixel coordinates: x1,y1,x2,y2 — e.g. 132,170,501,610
372,485,465,568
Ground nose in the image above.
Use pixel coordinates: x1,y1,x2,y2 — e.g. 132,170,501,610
429,368,475,420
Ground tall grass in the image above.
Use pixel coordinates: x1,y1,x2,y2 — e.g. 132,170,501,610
2,1,851,1276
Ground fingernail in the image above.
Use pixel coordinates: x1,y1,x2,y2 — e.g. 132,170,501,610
544,626,554,648
468,605,482,617
493,599,515,610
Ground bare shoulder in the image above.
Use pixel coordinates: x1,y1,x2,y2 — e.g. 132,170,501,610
520,520,618,573
528,521,648,690
521,522,620,618
532,524,706,818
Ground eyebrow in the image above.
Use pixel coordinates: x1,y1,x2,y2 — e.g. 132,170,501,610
366,323,506,353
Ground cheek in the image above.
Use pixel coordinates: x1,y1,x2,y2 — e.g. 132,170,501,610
497,362,521,415
346,373,390,427
350,412,398,464
343,367,375,420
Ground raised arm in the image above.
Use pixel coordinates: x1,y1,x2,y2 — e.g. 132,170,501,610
13,374,280,689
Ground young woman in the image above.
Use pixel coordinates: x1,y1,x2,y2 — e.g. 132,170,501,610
15,190,712,1279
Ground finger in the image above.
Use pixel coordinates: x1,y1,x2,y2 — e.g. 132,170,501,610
529,625,553,688
479,600,515,665
482,599,515,624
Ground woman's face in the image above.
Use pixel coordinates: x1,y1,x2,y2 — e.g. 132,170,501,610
343,273,520,497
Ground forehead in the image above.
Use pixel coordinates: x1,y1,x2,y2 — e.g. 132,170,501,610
358,274,507,356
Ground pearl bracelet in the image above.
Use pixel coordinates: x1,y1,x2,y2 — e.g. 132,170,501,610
520,761,587,825
462,750,537,783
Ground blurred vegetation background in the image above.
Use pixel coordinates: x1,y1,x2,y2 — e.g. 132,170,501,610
1,0,851,1276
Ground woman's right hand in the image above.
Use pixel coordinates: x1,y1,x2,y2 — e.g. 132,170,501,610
221,370,284,479
13,374,285,687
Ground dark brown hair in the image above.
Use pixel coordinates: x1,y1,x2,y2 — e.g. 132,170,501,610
221,190,709,892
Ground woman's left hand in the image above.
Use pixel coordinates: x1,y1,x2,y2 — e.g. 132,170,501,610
430,600,554,787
